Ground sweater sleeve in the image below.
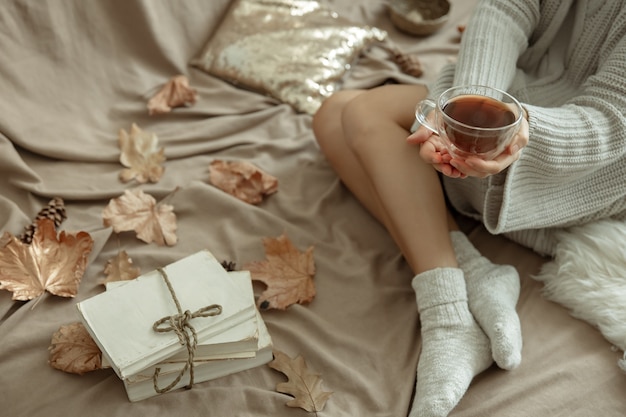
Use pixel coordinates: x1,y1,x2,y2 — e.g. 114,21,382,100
483,26,626,234
452,0,540,90
427,0,539,101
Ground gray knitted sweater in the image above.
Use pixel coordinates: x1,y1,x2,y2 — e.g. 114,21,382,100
433,0,626,256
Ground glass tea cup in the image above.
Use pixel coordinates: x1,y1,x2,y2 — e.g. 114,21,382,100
415,85,523,160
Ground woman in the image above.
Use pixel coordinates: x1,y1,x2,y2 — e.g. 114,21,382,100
312,0,626,416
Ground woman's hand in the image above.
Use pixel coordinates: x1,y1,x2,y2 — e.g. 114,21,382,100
450,110,529,178
407,116,468,178
407,105,529,179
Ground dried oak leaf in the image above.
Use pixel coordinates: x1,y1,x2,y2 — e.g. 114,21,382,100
118,123,166,184
102,188,178,246
208,160,278,205
243,233,315,310
147,74,197,115
269,349,333,412
49,322,102,375
0,219,94,301
100,250,141,286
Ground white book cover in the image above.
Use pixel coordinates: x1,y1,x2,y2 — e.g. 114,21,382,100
165,271,259,361
77,250,257,380
123,307,273,402
103,271,259,364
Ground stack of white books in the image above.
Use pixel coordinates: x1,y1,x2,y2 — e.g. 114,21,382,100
76,250,273,402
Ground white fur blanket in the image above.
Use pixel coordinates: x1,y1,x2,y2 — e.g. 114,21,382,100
533,219,626,369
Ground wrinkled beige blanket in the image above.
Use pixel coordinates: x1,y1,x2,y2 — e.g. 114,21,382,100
1,1,625,416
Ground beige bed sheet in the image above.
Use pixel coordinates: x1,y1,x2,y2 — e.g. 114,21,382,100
0,0,625,416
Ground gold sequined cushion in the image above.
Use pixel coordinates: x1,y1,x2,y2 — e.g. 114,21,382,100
192,0,387,115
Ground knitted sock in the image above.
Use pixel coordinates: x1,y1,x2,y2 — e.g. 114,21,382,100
450,231,522,370
409,267,492,417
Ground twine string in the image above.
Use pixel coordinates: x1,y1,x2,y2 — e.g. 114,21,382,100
152,267,222,394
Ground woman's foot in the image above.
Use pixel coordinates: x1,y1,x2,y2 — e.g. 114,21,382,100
410,267,493,417
450,231,523,370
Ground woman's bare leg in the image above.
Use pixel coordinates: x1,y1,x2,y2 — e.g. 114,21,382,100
313,84,456,273
313,85,514,417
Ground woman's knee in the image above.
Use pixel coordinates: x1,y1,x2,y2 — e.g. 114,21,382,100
339,87,401,155
312,95,336,141
343,84,427,148
312,84,424,155
312,90,363,149
340,91,380,138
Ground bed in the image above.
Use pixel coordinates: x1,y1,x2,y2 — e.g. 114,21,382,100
1,0,625,416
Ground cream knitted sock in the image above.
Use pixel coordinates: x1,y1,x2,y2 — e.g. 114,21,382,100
450,230,522,370
409,267,492,417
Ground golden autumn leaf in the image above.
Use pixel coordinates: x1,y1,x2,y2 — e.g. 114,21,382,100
100,250,141,286
118,123,166,184
102,188,178,246
147,75,197,115
243,233,315,310
49,322,102,375
269,349,333,412
208,159,278,205
0,219,94,302
0,231,11,248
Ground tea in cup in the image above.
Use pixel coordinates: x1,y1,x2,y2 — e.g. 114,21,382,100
415,85,523,159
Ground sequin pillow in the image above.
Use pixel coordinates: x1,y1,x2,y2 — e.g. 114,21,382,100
192,0,387,115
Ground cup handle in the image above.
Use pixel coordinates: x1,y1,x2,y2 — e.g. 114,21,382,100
414,99,439,135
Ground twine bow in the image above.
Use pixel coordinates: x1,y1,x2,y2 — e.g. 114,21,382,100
152,267,222,394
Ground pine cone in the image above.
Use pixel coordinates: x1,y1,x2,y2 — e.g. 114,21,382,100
20,197,67,244
221,260,237,272
391,49,423,78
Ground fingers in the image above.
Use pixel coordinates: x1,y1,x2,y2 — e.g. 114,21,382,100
450,134,525,178
407,108,438,145
450,154,515,178
417,140,467,178
432,109,530,179
417,140,441,163
407,112,467,178
406,124,433,145
438,163,467,179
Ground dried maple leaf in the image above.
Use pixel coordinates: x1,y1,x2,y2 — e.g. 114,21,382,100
269,349,333,413
0,231,11,248
147,74,197,115
100,250,141,286
118,123,166,184
208,160,278,205
0,219,94,301
102,188,178,246
49,322,102,375
243,233,315,310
